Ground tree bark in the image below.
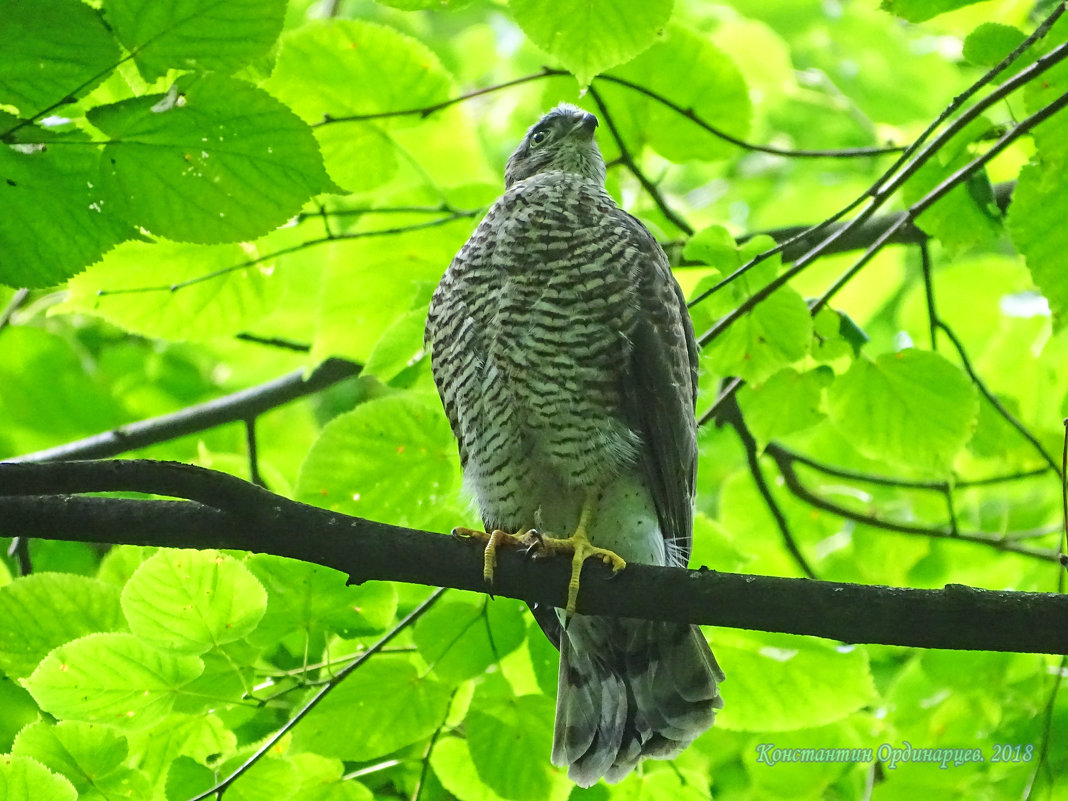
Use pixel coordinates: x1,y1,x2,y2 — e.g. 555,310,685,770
2,460,1065,655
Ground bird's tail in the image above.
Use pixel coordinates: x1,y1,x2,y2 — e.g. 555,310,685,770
550,614,724,787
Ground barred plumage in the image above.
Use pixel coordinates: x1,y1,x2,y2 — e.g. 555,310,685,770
425,104,723,787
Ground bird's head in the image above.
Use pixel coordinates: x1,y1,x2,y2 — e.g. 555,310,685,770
504,104,606,188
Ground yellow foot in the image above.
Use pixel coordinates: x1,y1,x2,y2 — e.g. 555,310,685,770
452,526,539,588
534,527,626,616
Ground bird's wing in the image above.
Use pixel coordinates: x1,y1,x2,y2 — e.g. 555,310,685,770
616,212,699,566
425,250,482,472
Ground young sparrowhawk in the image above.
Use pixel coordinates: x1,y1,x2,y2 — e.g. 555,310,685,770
425,104,724,786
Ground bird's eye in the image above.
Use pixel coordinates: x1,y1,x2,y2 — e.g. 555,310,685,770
530,129,549,147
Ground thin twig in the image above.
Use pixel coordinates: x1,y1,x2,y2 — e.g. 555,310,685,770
7,359,361,463
592,72,904,158
0,288,29,330
96,212,477,297
187,588,447,801
688,24,1068,315
718,395,817,578
766,448,1060,562
938,321,1062,477
919,240,938,351
586,84,694,235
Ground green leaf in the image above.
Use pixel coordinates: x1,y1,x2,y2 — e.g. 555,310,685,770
59,240,277,341
266,20,454,192
825,349,979,472
88,73,337,244
363,309,429,383
244,554,398,646
413,596,527,684
612,25,752,162
0,143,137,288
295,393,469,532
714,634,875,731
293,655,451,760
129,714,234,794
739,366,833,445
1006,164,1068,331
290,754,373,801
466,690,571,801
171,651,253,715
611,767,710,800
510,0,672,87
226,757,299,801
0,755,77,801
691,258,813,384
0,573,123,679
0,0,118,114
901,117,1001,254
430,737,509,801
163,756,215,801
683,225,738,270
879,0,985,23
962,23,1027,68
311,214,473,364
121,549,267,654
23,633,203,729
12,722,152,801
101,0,286,82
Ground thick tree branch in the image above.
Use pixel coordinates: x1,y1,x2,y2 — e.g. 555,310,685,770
6,358,361,464
1,460,1066,654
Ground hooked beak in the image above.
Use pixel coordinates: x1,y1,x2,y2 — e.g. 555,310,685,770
571,111,598,139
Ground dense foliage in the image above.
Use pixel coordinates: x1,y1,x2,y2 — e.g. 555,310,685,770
2,0,1067,799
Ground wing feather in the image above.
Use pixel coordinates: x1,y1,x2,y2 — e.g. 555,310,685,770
615,213,699,566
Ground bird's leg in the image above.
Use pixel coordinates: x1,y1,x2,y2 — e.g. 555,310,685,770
532,491,627,616
452,526,540,585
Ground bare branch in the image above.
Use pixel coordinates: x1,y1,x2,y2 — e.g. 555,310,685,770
1,460,1067,654
7,358,361,464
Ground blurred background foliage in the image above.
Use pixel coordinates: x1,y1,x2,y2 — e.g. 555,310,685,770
1,0,1067,798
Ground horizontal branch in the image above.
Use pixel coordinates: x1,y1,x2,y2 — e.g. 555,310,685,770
7,358,361,464
1,461,1066,654
734,182,1014,262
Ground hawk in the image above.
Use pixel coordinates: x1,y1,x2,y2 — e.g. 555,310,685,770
425,104,723,786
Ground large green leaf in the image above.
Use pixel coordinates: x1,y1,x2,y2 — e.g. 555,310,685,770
0,755,77,801
225,757,300,801
1006,164,1068,331
881,0,988,23
413,595,527,684
611,25,752,162
121,549,266,655
0,0,118,115
0,143,136,288
266,20,454,192
0,574,123,679
59,240,277,341
292,655,451,760
88,73,337,244
826,349,979,473
901,117,1001,255
244,554,398,645
296,393,469,532
12,722,152,801
510,0,673,87
738,366,833,446
102,0,286,82
466,689,571,801
714,633,875,731
127,714,234,795
689,237,813,384
23,633,203,729
430,736,509,801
